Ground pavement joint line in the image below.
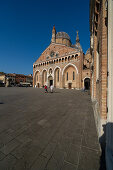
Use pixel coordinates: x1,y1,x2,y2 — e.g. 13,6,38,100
81,145,100,152
76,117,86,170
64,160,78,167
10,153,18,160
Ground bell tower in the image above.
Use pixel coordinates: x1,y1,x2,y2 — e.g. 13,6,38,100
51,25,56,43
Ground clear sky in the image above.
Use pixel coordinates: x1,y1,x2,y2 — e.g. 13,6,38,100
0,0,90,75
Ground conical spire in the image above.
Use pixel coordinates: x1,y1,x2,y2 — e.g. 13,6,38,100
51,25,56,43
76,31,80,43
75,31,82,52
52,25,56,33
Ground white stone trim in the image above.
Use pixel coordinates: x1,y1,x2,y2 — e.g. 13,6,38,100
53,66,61,72
41,68,48,75
48,67,53,72
62,63,78,75
83,76,90,81
34,70,40,76
83,77,90,89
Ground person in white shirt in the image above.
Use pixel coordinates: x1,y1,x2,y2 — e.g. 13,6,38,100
50,85,53,93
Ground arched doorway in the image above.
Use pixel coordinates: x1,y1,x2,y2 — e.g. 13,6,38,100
84,78,90,90
48,76,53,87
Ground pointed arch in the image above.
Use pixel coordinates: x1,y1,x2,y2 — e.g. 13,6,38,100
42,69,47,86
34,69,40,76
54,66,61,88
34,70,40,87
53,66,61,72
62,63,78,75
41,68,48,75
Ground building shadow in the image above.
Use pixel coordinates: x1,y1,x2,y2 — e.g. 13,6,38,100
99,125,106,170
99,124,106,170
0,102,4,104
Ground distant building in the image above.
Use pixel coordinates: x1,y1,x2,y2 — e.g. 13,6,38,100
0,72,6,86
33,26,91,89
7,73,16,86
0,73,33,87
15,74,26,84
26,74,33,85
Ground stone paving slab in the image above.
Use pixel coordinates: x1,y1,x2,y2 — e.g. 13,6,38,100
0,87,101,170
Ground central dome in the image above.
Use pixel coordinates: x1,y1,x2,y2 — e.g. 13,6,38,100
56,32,71,41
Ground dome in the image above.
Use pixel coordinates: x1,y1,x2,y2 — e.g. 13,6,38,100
56,32,71,41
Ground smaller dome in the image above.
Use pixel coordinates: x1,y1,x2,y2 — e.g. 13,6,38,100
75,43,82,52
56,32,71,41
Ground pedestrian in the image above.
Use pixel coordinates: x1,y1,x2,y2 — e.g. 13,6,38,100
50,85,53,93
44,85,48,93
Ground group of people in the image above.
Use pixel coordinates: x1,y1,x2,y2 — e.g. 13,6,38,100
44,85,54,93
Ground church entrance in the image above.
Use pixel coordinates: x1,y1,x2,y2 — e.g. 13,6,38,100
48,76,53,87
68,83,72,89
50,80,53,86
84,78,90,90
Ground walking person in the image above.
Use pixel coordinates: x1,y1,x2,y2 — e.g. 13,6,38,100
50,85,53,93
44,85,48,93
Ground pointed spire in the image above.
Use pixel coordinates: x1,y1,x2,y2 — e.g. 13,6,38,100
52,25,56,33
76,31,80,43
51,25,56,43
75,31,82,52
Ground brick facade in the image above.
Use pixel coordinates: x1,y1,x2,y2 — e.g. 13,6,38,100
90,0,107,136
33,26,91,90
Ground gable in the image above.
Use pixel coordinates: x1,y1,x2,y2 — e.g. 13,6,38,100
35,43,78,63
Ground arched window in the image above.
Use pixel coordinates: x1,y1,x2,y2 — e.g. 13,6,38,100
49,68,52,74
45,72,47,82
73,71,75,80
57,70,59,82
67,72,68,81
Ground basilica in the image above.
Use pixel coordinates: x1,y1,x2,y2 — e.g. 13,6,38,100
33,26,91,89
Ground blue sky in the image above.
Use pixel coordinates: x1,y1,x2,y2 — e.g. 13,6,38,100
0,0,90,75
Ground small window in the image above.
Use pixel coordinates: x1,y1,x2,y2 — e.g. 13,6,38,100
57,70,59,82
37,75,38,81
67,72,68,81
73,72,75,80
45,72,47,82
49,68,52,74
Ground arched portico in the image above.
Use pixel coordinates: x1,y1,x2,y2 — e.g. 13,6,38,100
62,63,78,75
34,70,40,87
54,67,61,88
62,64,78,89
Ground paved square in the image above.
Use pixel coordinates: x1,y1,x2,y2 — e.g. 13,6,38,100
0,87,101,170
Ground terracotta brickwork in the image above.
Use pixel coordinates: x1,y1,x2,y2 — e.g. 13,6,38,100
90,0,107,135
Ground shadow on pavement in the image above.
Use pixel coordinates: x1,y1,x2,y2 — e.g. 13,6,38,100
0,102,4,104
99,124,106,170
